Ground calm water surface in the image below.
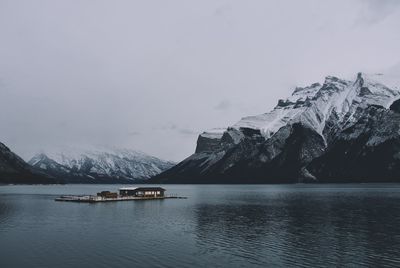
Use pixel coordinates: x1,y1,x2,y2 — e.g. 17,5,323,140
1,184,400,268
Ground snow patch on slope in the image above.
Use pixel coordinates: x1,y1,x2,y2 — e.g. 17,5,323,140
199,128,225,139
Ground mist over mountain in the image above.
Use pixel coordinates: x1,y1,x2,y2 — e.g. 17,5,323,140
151,72,400,183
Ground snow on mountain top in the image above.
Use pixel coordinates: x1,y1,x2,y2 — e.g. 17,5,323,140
232,72,400,139
30,146,176,181
286,82,321,103
38,145,173,165
29,153,49,166
199,128,226,139
360,72,400,96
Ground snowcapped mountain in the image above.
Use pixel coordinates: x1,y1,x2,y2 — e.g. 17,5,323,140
29,148,175,183
239,74,396,134
151,72,400,183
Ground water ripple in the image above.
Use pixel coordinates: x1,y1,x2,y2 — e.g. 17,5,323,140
2,184,400,267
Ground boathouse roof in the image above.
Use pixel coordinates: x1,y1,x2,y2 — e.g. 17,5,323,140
118,187,165,191
119,187,138,191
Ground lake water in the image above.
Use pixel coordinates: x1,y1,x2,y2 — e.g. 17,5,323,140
1,184,400,268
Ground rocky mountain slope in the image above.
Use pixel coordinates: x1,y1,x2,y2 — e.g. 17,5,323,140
308,101,400,182
29,148,175,183
0,142,58,184
151,72,400,183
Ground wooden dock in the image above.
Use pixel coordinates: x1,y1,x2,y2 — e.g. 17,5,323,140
55,195,187,203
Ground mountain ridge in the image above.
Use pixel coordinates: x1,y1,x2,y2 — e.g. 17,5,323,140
29,148,175,183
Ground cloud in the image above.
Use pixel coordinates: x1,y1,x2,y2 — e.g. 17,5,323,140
158,123,198,136
159,123,178,131
178,128,198,136
214,100,232,111
357,0,400,25
1,0,400,162
127,131,141,136
214,3,232,16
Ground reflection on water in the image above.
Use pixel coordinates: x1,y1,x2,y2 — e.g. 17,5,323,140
1,184,400,267
193,192,400,267
0,198,13,227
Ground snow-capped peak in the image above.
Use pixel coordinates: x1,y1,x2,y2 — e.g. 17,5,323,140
232,72,399,139
28,153,48,166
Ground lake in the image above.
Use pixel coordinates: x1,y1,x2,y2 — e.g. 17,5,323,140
1,184,400,267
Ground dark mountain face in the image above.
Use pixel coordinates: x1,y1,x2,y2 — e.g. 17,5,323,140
0,142,58,184
153,123,325,183
307,105,400,182
151,73,400,184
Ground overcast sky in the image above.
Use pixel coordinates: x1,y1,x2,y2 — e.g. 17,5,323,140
1,0,400,161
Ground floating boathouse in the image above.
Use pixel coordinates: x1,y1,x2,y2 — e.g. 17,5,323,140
55,186,183,203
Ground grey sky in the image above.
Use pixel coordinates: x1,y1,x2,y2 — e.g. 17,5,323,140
1,0,400,161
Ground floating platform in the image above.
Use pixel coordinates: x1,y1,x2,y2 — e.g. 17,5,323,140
55,195,187,203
